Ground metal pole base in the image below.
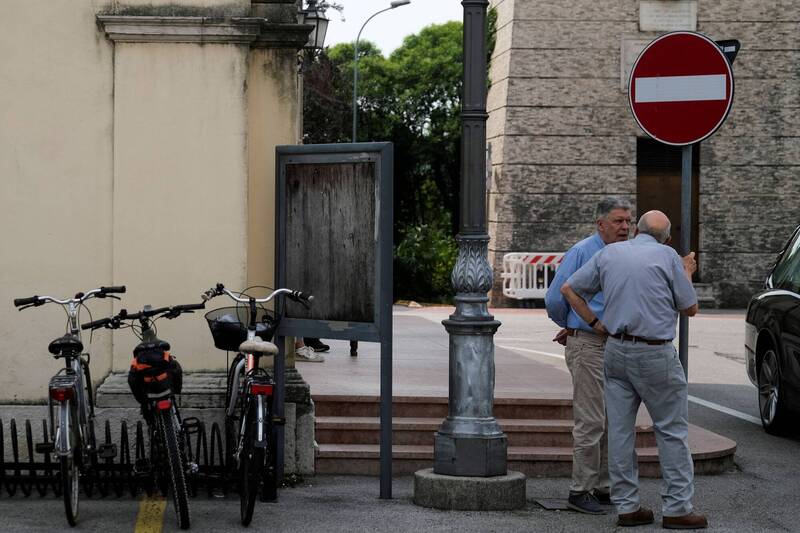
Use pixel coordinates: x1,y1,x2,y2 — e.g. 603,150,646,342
433,432,507,477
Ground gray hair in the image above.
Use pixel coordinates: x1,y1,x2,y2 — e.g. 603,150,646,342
595,197,633,220
637,215,671,243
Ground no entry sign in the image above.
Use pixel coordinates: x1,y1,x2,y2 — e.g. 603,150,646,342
629,32,734,146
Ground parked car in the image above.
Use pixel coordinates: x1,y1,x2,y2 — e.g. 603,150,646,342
745,224,800,435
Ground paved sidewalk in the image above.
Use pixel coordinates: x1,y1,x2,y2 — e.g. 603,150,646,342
0,306,756,532
300,305,748,398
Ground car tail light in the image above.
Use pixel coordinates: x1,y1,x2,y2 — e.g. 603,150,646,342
49,387,74,402
250,383,273,396
156,399,172,410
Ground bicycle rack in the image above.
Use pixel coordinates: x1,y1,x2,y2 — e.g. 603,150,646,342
0,418,234,498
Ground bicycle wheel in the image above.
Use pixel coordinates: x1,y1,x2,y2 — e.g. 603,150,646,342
240,401,264,526
158,409,190,530
261,428,277,502
59,405,80,527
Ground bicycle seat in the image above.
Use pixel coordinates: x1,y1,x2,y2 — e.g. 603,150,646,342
48,334,83,355
133,339,171,356
238,339,278,355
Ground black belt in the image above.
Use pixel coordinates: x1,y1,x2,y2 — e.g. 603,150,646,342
565,328,598,337
609,333,670,345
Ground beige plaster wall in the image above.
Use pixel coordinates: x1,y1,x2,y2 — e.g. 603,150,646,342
246,48,302,290
0,1,302,400
112,42,250,372
0,1,115,402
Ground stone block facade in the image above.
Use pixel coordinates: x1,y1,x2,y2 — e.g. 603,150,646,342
487,0,800,307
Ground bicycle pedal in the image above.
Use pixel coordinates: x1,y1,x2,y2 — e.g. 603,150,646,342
182,416,201,435
97,443,117,459
271,416,286,426
35,442,54,454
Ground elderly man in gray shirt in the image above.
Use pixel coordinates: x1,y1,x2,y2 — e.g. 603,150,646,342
560,210,708,530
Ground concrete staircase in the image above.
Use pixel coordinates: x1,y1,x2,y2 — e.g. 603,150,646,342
314,395,737,477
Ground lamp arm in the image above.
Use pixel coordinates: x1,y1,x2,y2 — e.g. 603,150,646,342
352,5,395,142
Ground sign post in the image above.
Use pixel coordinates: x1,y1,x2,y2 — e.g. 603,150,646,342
628,31,738,377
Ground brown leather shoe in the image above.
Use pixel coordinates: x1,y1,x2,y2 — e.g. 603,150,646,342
663,511,708,529
617,507,655,527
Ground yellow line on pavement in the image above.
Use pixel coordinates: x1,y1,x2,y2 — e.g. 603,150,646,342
135,495,167,533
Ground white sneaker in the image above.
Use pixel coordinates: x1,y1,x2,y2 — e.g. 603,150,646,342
295,345,325,362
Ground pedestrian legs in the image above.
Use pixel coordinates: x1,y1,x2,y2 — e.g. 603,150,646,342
636,344,694,517
603,339,642,514
565,332,608,494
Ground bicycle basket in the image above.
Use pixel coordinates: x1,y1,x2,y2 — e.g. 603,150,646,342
205,306,278,352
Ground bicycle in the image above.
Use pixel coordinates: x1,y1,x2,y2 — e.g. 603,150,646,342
83,301,204,530
13,285,126,527
201,282,312,526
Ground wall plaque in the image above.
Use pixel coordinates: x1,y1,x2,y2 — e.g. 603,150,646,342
639,0,697,32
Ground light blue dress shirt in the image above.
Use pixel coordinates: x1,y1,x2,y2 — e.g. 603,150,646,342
545,232,606,332
566,233,697,340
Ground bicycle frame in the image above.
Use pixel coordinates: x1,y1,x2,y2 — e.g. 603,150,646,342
210,288,282,458
47,300,95,459
14,285,125,527
229,315,273,461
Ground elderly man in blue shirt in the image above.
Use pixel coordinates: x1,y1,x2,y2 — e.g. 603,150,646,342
561,210,707,530
545,197,633,515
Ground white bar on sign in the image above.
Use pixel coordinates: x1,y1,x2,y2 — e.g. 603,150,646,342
635,74,726,103
724,46,736,52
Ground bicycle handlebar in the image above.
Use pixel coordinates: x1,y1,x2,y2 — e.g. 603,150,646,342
99,286,126,295
201,283,313,305
81,317,114,331
13,296,40,307
14,285,128,310
81,301,205,330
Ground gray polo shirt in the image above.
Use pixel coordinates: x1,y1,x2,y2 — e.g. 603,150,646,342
566,233,697,340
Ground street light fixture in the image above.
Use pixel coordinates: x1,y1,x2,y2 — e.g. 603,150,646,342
301,0,330,52
352,0,411,142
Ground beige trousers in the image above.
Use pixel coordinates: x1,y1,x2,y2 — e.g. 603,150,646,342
565,330,609,493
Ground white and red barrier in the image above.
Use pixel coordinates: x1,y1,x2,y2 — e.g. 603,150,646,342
501,252,564,300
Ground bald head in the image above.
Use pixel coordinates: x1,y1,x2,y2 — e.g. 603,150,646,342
637,210,672,243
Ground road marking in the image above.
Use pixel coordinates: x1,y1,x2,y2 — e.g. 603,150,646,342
495,344,565,360
498,343,763,425
135,496,166,533
688,395,762,425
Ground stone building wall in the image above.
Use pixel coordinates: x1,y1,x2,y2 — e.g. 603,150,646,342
487,0,800,308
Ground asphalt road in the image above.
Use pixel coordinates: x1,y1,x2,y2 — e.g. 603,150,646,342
2,309,800,532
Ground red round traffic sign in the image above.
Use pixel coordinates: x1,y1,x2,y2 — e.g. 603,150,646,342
629,32,734,146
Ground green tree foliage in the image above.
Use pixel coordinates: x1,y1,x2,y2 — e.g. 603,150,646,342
303,22,469,302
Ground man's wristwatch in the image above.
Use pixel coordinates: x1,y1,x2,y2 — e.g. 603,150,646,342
588,317,599,328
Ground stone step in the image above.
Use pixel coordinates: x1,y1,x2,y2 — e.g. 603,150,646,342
694,283,716,306
316,424,737,477
313,395,573,420
315,416,657,447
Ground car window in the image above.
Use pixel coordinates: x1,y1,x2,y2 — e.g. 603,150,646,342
772,230,800,292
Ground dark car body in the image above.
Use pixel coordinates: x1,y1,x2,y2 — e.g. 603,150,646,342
745,224,800,433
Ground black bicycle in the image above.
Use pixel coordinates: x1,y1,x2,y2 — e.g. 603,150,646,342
202,283,311,526
13,285,126,527
83,302,204,530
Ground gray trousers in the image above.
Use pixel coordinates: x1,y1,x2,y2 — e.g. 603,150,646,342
565,330,609,493
603,337,694,516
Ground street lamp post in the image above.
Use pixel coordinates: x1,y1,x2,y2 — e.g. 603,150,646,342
352,0,410,142
433,0,506,477
413,0,525,510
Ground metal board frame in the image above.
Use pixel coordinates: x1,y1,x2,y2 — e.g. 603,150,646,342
274,142,394,498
